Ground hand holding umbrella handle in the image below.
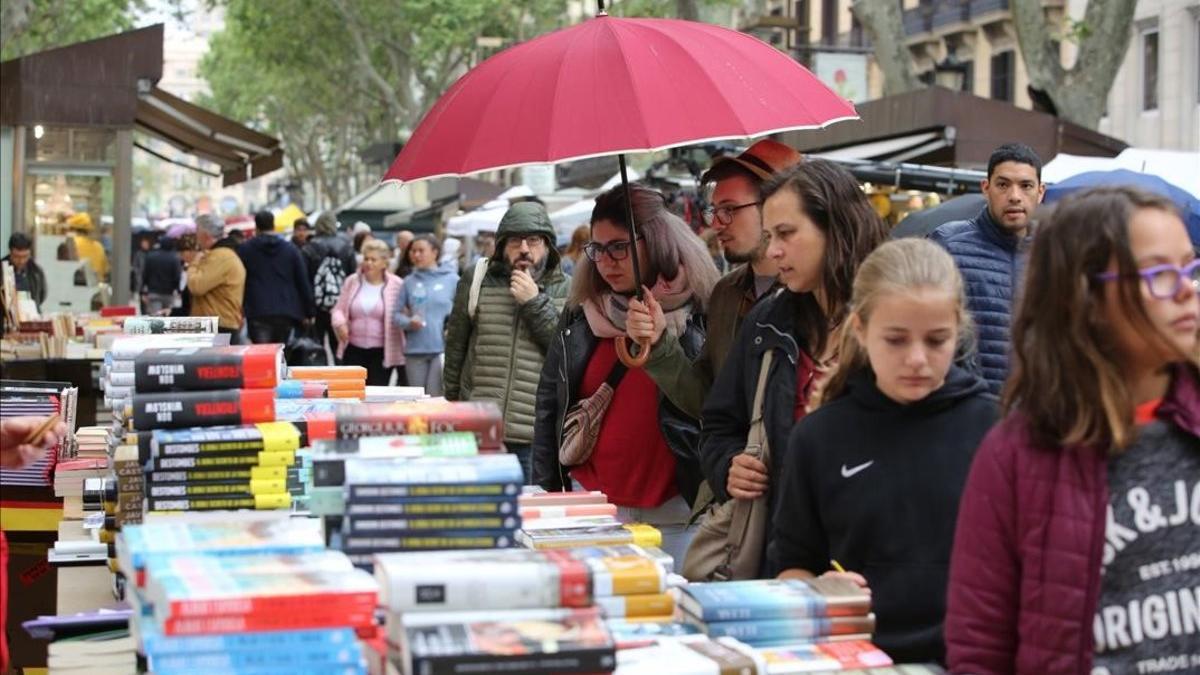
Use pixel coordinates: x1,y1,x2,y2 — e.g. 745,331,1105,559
615,336,652,367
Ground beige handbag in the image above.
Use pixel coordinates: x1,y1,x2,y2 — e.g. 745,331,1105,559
558,361,628,467
682,351,774,581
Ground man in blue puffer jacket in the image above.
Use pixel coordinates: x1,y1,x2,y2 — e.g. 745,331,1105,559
930,143,1045,395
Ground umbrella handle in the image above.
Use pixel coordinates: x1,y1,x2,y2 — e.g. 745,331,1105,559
615,336,652,368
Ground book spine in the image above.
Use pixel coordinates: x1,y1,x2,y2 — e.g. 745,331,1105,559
303,406,503,450
167,591,376,619
148,645,362,671
162,609,375,636
123,316,219,335
133,345,279,391
147,478,291,498
343,532,515,551
344,515,520,533
141,626,357,656
129,390,275,430
347,482,521,501
412,647,615,675
520,504,618,519
344,498,518,517
152,421,304,458
149,466,289,483
593,592,674,619
148,493,292,511
151,450,295,471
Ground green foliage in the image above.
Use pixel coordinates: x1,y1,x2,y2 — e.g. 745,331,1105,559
1,0,149,60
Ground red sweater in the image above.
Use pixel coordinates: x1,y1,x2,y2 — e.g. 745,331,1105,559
571,340,678,508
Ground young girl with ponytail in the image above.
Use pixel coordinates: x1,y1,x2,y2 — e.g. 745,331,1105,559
771,238,999,664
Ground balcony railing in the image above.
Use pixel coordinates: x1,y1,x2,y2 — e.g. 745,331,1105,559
903,0,1011,37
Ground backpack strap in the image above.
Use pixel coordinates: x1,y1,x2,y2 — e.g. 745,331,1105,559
467,257,488,317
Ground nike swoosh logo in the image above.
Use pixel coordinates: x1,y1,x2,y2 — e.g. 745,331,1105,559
841,461,874,478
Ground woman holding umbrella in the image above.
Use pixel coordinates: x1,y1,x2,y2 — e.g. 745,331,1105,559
694,159,889,578
532,183,719,564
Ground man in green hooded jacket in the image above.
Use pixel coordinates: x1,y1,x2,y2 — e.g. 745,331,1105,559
443,201,571,481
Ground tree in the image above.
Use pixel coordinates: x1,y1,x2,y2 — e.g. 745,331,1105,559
849,0,922,96
1012,0,1137,129
1,0,150,60
848,0,1137,129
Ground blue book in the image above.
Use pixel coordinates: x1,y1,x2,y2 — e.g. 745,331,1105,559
117,515,325,573
152,665,365,675
677,578,871,622
340,529,518,552
140,624,357,655
343,514,521,534
342,454,523,486
148,643,364,670
686,614,876,645
344,494,519,516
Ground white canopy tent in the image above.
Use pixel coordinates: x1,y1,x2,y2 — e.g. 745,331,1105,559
548,169,641,245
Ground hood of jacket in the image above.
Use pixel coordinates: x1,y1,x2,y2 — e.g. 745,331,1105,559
843,364,991,415
244,233,288,256
493,202,561,274
409,263,459,283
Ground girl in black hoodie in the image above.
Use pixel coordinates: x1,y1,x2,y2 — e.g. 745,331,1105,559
771,238,999,664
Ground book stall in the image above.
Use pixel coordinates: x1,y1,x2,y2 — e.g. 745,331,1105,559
5,316,942,675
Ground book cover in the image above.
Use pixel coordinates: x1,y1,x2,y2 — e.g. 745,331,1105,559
579,554,666,597
276,381,329,399
133,345,282,392
143,550,354,588
312,433,479,487
400,607,615,675
128,389,276,431
374,549,590,613
516,524,662,550
287,365,367,381
117,515,323,572
147,645,365,672
676,578,872,622
123,316,219,335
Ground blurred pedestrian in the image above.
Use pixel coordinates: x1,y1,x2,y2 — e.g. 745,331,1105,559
394,235,458,396
141,237,182,316
331,238,405,385
2,233,46,310
560,225,589,276
238,211,316,344
65,213,109,281
305,212,358,362
186,214,245,341
291,218,312,250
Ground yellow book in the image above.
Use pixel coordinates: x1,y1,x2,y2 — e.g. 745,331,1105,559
624,523,662,548
589,555,666,596
595,592,675,619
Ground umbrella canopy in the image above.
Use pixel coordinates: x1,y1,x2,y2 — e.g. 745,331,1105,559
383,14,856,184
891,194,986,239
1044,169,1200,244
164,220,195,239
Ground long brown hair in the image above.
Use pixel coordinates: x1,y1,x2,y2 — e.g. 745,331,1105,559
569,183,719,309
1006,186,1194,451
761,159,890,355
820,239,973,405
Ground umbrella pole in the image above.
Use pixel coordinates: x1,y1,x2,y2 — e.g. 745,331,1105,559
615,153,652,368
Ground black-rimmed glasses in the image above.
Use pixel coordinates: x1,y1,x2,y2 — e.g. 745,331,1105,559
702,202,759,226
584,237,643,262
1094,260,1200,299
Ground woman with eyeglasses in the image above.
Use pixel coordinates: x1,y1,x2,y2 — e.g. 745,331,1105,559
945,187,1200,674
692,159,889,579
531,183,720,565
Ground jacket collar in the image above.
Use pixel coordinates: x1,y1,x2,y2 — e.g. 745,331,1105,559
1159,364,1200,437
972,206,1024,253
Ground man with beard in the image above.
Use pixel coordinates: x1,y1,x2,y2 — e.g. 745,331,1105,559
930,142,1045,394
443,202,570,481
638,139,801,419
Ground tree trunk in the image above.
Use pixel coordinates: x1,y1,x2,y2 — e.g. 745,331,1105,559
1011,0,1137,129
676,0,699,21
850,0,923,96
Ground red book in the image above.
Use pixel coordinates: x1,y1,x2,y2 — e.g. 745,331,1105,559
100,306,138,317
162,609,376,636
305,400,504,450
127,389,276,431
133,345,283,392
166,591,377,619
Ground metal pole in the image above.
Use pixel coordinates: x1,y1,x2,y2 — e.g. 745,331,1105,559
618,154,643,302
112,128,133,306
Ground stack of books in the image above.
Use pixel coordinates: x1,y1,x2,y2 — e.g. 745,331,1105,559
675,578,876,647
120,315,219,335
287,365,369,400
516,490,661,551
117,513,376,674
21,606,136,675
331,453,525,569
0,379,78,490
100,333,223,409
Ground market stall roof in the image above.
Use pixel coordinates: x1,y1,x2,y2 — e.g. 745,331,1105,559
0,24,281,186
780,87,1127,170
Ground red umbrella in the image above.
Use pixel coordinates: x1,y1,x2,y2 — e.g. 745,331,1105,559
384,6,857,365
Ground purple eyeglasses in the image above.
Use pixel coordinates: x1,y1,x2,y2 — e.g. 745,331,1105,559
1094,259,1200,300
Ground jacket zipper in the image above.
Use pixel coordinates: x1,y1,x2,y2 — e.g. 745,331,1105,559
500,304,521,428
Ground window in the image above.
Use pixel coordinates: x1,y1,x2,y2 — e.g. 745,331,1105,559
1195,18,1199,104
822,0,838,45
1142,29,1159,111
991,51,1013,102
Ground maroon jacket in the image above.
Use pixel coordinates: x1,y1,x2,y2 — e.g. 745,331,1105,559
944,365,1200,674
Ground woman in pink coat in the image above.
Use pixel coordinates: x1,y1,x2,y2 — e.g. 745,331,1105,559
331,238,406,385
945,186,1200,674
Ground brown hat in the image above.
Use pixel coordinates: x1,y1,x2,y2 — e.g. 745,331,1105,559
711,139,803,182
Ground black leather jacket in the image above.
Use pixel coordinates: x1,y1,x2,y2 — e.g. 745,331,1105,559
531,304,707,507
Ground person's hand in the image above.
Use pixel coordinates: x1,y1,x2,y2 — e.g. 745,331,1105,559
627,288,666,345
727,454,768,500
0,416,67,469
409,314,425,331
509,269,539,305
818,570,871,592
334,324,349,343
